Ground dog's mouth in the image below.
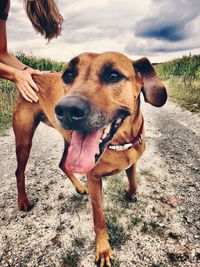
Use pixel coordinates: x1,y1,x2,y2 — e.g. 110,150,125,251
65,117,124,173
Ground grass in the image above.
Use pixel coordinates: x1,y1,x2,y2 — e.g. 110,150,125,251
62,227,86,267
141,221,149,234
62,249,81,267
105,210,131,248
150,262,166,267
167,252,189,263
68,193,88,211
104,174,142,249
164,78,200,113
111,258,122,267
104,175,132,247
105,174,133,210
0,79,17,133
60,173,140,265
127,216,142,230
155,54,200,113
71,231,86,248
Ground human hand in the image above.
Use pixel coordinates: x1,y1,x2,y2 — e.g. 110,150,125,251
13,67,42,102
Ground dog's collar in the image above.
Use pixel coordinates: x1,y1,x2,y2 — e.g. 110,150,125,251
108,116,144,151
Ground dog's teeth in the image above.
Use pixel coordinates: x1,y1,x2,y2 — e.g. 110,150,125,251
102,132,107,139
116,118,121,124
104,124,111,134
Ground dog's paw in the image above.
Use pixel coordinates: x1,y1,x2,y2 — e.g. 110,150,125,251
95,234,113,267
96,248,112,267
76,184,88,195
18,197,37,211
125,189,138,202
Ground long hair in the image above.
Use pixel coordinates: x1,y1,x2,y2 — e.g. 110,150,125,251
24,0,63,41
0,0,8,10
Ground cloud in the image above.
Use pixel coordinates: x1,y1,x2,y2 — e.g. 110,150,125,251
136,22,185,42
6,0,200,63
60,0,139,44
124,0,200,57
125,38,200,55
134,0,200,42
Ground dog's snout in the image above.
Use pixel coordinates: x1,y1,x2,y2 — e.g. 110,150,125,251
55,96,89,129
55,104,85,120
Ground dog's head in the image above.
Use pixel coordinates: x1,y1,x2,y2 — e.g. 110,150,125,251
55,52,167,173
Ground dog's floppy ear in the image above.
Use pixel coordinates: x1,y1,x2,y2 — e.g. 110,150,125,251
133,57,167,107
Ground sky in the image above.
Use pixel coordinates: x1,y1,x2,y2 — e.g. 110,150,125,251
7,0,200,63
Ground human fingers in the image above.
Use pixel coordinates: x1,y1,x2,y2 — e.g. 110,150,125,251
26,75,39,92
22,81,39,102
18,85,33,103
14,70,39,102
27,68,43,75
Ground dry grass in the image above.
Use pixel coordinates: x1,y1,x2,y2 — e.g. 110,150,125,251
0,80,17,134
164,78,200,113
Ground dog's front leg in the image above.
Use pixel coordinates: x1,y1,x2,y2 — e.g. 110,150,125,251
125,164,137,201
87,174,112,267
13,104,40,211
59,142,88,194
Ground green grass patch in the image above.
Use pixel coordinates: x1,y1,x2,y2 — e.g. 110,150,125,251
165,78,200,113
127,216,142,230
0,79,17,134
141,221,149,234
106,211,130,248
71,232,86,248
62,227,86,267
16,52,65,72
111,258,122,267
62,248,81,267
104,174,141,248
155,54,200,113
105,174,133,209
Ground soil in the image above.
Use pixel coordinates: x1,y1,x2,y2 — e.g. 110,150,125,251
0,99,200,267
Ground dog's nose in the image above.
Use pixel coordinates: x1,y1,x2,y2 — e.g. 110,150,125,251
55,96,89,129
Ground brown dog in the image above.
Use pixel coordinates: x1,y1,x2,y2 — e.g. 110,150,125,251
13,52,167,267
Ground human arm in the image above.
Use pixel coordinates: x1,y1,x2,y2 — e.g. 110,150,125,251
0,2,41,102
0,60,41,102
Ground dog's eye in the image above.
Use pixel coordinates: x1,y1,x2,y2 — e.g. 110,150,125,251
104,71,125,83
62,69,76,84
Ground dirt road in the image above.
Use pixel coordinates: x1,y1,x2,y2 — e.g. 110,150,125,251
0,99,200,267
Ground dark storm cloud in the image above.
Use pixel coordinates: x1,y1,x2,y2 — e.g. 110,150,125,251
150,43,200,53
134,0,200,42
125,0,200,55
135,22,185,42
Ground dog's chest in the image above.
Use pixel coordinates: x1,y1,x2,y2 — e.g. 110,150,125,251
92,143,144,176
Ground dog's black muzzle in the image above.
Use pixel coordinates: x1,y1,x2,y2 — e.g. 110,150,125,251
55,96,90,130
55,96,107,132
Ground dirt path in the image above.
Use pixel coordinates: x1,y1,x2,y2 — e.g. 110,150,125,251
0,99,200,267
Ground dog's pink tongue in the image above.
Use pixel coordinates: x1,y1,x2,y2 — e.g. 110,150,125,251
65,129,103,173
